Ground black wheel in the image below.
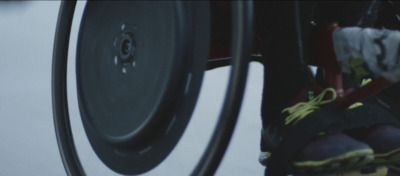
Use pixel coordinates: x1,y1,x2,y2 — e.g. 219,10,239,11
52,1,253,175
75,1,209,174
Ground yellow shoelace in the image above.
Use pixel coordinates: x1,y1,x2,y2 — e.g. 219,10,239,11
347,78,372,109
282,88,338,125
282,79,371,126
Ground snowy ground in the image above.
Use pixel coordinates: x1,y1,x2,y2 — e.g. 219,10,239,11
0,1,264,175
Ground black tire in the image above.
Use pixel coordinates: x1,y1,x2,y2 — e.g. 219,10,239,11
52,1,253,175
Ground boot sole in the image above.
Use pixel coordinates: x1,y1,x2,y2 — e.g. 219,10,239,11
372,148,400,164
324,166,388,176
292,149,374,173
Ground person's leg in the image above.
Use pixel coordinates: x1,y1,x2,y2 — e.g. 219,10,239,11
255,1,316,128
332,1,400,165
302,0,400,170
255,1,399,174
256,1,381,127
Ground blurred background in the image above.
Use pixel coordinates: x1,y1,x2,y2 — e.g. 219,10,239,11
0,1,264,175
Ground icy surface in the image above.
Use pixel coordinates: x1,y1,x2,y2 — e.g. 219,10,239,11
0,1,264,175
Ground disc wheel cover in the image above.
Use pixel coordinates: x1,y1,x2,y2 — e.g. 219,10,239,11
76,1,210,174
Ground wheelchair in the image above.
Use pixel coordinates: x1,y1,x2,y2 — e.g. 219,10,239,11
52,1,400,175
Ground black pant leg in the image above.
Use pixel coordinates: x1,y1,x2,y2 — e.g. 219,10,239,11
255,1,316,127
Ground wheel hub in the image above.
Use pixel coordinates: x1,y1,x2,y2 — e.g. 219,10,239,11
115,25,136,65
